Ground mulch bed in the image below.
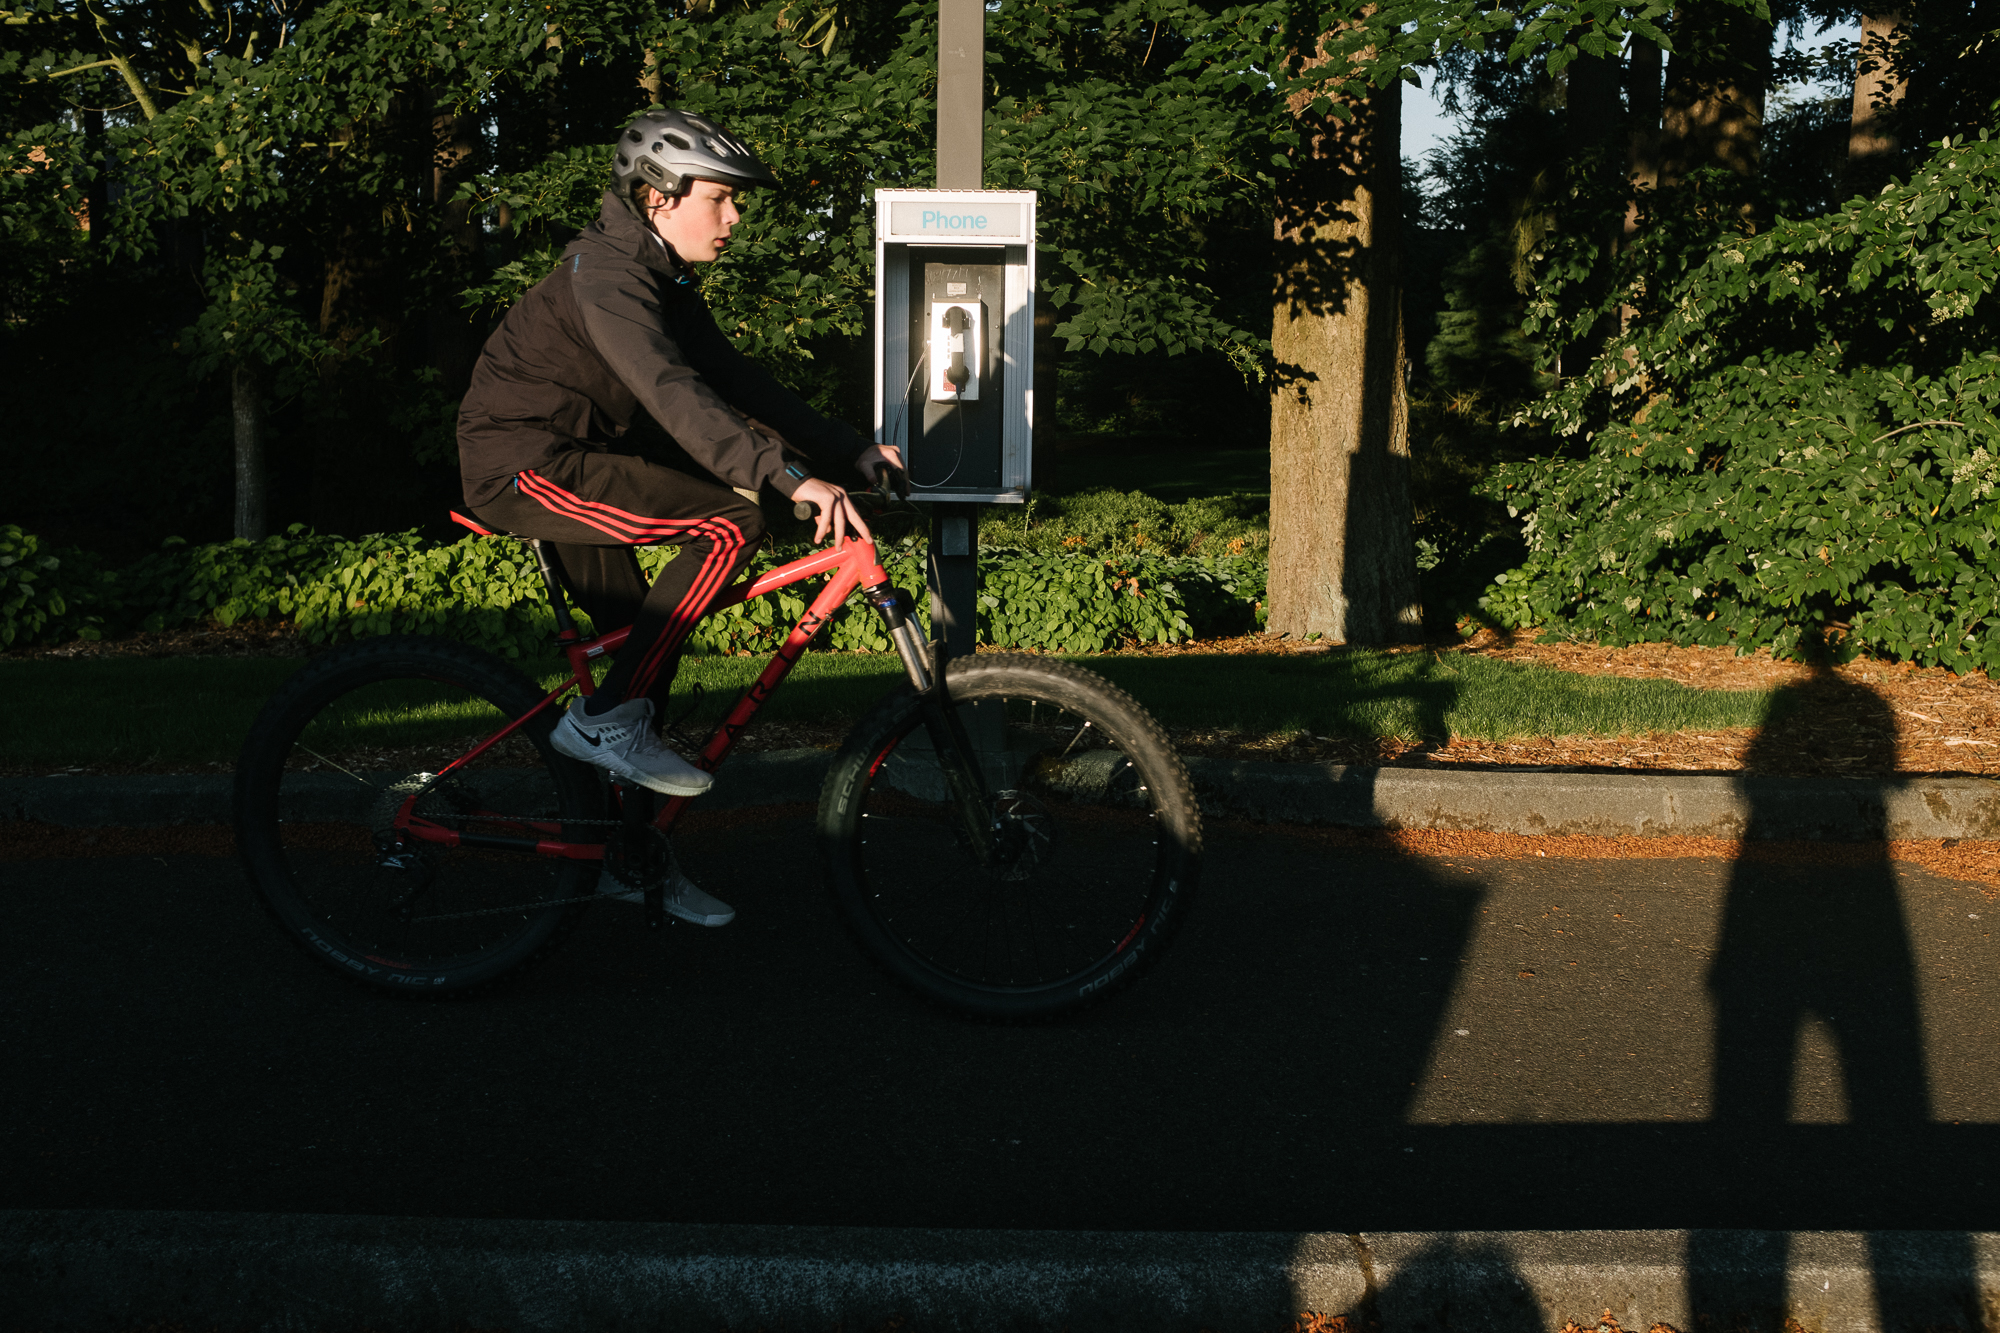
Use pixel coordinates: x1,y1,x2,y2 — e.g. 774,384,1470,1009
1124,628,2000,780
12,620,312,661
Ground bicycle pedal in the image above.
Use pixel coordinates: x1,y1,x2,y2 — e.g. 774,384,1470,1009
644,884,665,930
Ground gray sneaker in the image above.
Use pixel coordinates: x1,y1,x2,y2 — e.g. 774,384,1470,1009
597,867,736,926
550,696,713,797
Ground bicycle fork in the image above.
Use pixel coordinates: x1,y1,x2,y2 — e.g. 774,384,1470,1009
865,583,997,865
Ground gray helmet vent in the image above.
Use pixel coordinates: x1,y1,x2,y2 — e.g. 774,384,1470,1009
611,108,780,200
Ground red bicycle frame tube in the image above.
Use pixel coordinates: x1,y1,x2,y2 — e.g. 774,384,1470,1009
401,536,895,852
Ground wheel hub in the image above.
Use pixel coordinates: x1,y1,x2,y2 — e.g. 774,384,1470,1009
986,789,1056,881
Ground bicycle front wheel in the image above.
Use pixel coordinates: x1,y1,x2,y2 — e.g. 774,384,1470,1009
819,654,1202,1020
234,635,602,996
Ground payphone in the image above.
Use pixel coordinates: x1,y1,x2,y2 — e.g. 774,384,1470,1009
873,189,1036,502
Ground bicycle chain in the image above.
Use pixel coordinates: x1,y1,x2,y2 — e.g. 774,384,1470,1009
409,891,607,923
393,811,656,923
384,804,616,920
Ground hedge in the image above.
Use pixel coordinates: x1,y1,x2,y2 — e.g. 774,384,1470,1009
1,524,1266,660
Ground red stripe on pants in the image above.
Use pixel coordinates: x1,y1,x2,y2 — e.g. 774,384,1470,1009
515,470,749,699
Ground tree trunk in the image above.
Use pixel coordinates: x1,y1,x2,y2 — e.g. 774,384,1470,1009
1659,2,1771,188
428,101,484,402
82,107,108,242
1267,45,1418,644
1032,289,1063,487
1847,9,1908,166
1625,35,1664,199
1621,36,1664,332
638,48,663,105
232,360,267,541
544,27,565,155
1568,52,1626,348
313,207,404,534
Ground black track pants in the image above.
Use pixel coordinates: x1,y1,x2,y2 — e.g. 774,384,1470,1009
470,450,764,704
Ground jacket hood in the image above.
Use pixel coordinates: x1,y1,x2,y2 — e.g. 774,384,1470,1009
581,188,690,283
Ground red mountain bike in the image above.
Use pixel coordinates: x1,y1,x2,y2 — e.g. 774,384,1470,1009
232,480,1202,1020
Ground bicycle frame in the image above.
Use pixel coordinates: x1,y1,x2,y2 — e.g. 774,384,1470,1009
392,535,903,861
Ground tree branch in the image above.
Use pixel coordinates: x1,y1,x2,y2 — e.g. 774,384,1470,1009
1870,419,1966,444
47,57,122,78
82,0,161,118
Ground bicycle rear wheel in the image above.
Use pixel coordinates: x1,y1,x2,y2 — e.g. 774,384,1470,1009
818,654,1202,1020
234,635,602,995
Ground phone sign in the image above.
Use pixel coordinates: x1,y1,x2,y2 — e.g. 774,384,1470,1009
889,201,1026,241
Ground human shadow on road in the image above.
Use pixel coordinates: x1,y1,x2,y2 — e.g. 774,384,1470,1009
1710,666,1925,1123
1689,667,1980,1332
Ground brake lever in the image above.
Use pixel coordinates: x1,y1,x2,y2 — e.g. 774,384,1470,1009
874,462,910,503
792,463,912,522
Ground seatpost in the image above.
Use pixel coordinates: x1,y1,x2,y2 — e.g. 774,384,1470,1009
526,539,580,639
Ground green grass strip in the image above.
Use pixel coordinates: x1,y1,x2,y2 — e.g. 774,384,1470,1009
1081,651,1772,742
0,646,1773,770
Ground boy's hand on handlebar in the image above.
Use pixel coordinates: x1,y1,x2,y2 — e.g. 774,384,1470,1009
854,442,902,487
791,477,873,546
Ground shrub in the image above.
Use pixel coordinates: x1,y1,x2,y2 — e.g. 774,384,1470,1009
4,526,1268,660
976,488,1269,558
1485,129,2000,668
0,526,66,648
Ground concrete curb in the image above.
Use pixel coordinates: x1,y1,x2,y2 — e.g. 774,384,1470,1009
4,1211,1996,1333
8,753,2000,841
1178,761,2000,842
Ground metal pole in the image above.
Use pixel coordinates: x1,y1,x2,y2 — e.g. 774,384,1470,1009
931,0,984,662
937,0,984,190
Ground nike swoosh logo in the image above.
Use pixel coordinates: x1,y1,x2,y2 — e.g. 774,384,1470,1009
573,721,603,747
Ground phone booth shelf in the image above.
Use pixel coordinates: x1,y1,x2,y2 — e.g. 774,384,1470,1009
872,188,1036,504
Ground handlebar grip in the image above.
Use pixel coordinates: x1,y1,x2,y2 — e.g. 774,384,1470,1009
793,500,816,521
875,462,910,501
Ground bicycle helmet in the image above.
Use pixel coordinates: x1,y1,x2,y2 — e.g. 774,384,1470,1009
613,109,780,200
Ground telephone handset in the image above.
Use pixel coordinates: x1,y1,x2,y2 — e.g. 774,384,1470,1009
927,300,982,402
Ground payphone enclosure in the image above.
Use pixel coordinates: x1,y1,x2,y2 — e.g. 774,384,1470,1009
873,189,1036,504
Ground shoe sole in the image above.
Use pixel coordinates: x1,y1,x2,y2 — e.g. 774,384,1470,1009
595,872,733,925
668,902,735,927
594,890,734,926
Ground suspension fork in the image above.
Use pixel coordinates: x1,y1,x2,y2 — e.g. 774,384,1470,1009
864,583,995,864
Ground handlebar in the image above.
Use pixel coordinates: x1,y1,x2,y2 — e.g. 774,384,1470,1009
792,462,911,522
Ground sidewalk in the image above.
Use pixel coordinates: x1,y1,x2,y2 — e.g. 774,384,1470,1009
6,1211,1995,1333
8,751,2000,840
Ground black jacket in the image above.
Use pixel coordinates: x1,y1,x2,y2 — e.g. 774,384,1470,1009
457,190,865,508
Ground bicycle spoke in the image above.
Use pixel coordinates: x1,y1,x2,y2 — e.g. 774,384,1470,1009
239,637,598,993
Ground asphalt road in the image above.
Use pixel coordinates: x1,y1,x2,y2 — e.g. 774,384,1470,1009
5,813,1998,1233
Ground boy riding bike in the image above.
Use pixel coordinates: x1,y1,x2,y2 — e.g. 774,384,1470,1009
455,109,899,926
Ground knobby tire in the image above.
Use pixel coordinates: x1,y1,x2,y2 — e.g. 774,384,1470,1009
817,654,1202,1020
234,635,601,996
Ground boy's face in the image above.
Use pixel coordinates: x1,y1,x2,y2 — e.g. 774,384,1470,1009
644,181,740,263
